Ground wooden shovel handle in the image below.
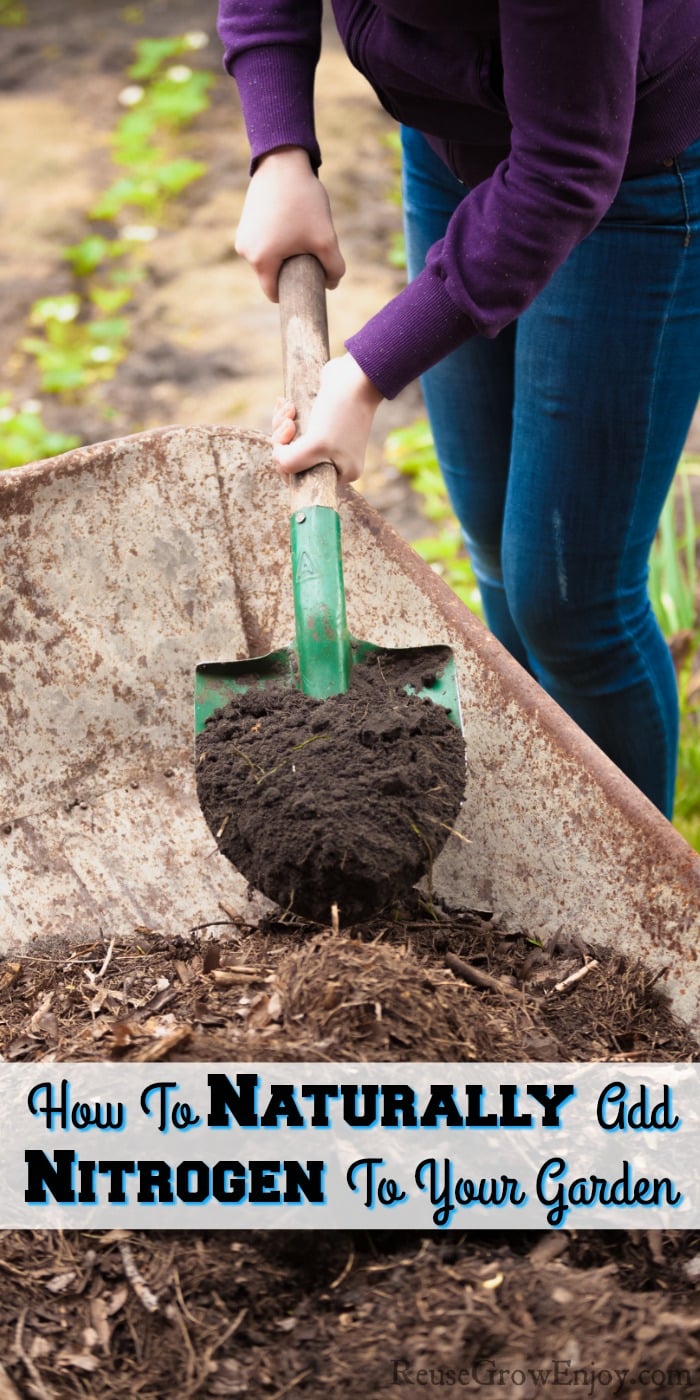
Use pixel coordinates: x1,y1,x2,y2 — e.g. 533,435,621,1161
278,255,338,512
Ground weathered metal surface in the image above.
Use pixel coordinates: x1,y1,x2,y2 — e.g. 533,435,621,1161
1,425,699,1029
1,765,274,941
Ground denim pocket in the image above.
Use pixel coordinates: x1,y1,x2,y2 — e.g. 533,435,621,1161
605,155,698,238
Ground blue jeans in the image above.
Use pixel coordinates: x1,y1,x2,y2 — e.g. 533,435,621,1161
401,126,700,817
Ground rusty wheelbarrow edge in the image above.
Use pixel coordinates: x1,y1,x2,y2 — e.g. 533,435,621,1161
2,420,698,878
2,421,698,875
1,425,698,1030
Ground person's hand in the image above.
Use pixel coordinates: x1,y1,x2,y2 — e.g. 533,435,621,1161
235,146,346,301
271,354,383,485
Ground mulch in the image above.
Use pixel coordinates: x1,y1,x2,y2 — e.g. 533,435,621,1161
1,901,698,1398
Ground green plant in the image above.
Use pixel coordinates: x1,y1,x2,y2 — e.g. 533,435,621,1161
0,0,26,24
21,296,130,393
648,463,698,636
0,396,79,470
90,38,213,223
127,34,205,81
383,130,406,270
670,637,700,847
63,235,129,277
385,419,483,614
650,460,700,849
16,30,214,411
90,159,207,222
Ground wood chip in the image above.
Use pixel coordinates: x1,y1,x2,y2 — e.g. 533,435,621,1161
95,938,115,980
655,1311,700,1331
202,944,220,973
28,1339,53,1362
13,1309,56,1400
445,951,524,999
133,1024,192,1061
45,1272,77,1295
218,901,243,923
646,1230,666,1265
29,992,54,1034
99,1230,132,1246
104,1286,129,1317
528,1234,570,1266
551,959,599,994
0,1362,23,1400
110,1020,139,1049
210,967,263,985
54,1351,99,1372
89,1296,112,1354
137,986,179,1016
118,1242,160,1314
0,963,22,993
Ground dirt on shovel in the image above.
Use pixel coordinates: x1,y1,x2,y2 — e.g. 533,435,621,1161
195,650,467,922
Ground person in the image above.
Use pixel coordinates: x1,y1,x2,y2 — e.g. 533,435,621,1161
216,1,700,819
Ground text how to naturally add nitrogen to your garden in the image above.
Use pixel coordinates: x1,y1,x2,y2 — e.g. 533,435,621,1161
1,1063,698,1230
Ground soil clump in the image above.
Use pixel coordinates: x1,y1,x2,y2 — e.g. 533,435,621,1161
196,652,466,922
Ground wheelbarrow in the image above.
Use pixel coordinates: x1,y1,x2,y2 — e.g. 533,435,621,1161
1,424,699,1032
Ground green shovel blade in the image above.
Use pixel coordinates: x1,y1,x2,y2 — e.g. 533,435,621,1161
195,638,461,733
195,503,462,734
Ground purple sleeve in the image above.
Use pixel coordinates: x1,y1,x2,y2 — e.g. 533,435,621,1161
347,0,644,398
217,1,323,171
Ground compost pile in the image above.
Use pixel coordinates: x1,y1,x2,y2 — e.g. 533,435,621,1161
1,907,698,1399
196,651,466,922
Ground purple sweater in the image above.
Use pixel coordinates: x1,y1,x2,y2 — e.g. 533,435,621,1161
217,0,700,399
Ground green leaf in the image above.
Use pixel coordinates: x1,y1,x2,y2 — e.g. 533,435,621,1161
63,236,111,276
90,176,157,220
89,285,133,313
40,364,91,393
88,317,130,343
20,335,51,356
0,0,26,26
648,466,698,638
145,71,213,127
113,109,161,167
127,35,190,81
155,157,206,193
29,294,80,326
387,232,406,269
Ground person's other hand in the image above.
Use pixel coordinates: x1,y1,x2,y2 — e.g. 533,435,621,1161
235,146,346,301
271,354,383,485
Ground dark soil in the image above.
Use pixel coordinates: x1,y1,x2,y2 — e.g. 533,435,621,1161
0,912,699,1397
195,652,466,923
0,1228,698,1400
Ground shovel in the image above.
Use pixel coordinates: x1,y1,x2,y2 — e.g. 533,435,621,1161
194,254,461,731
